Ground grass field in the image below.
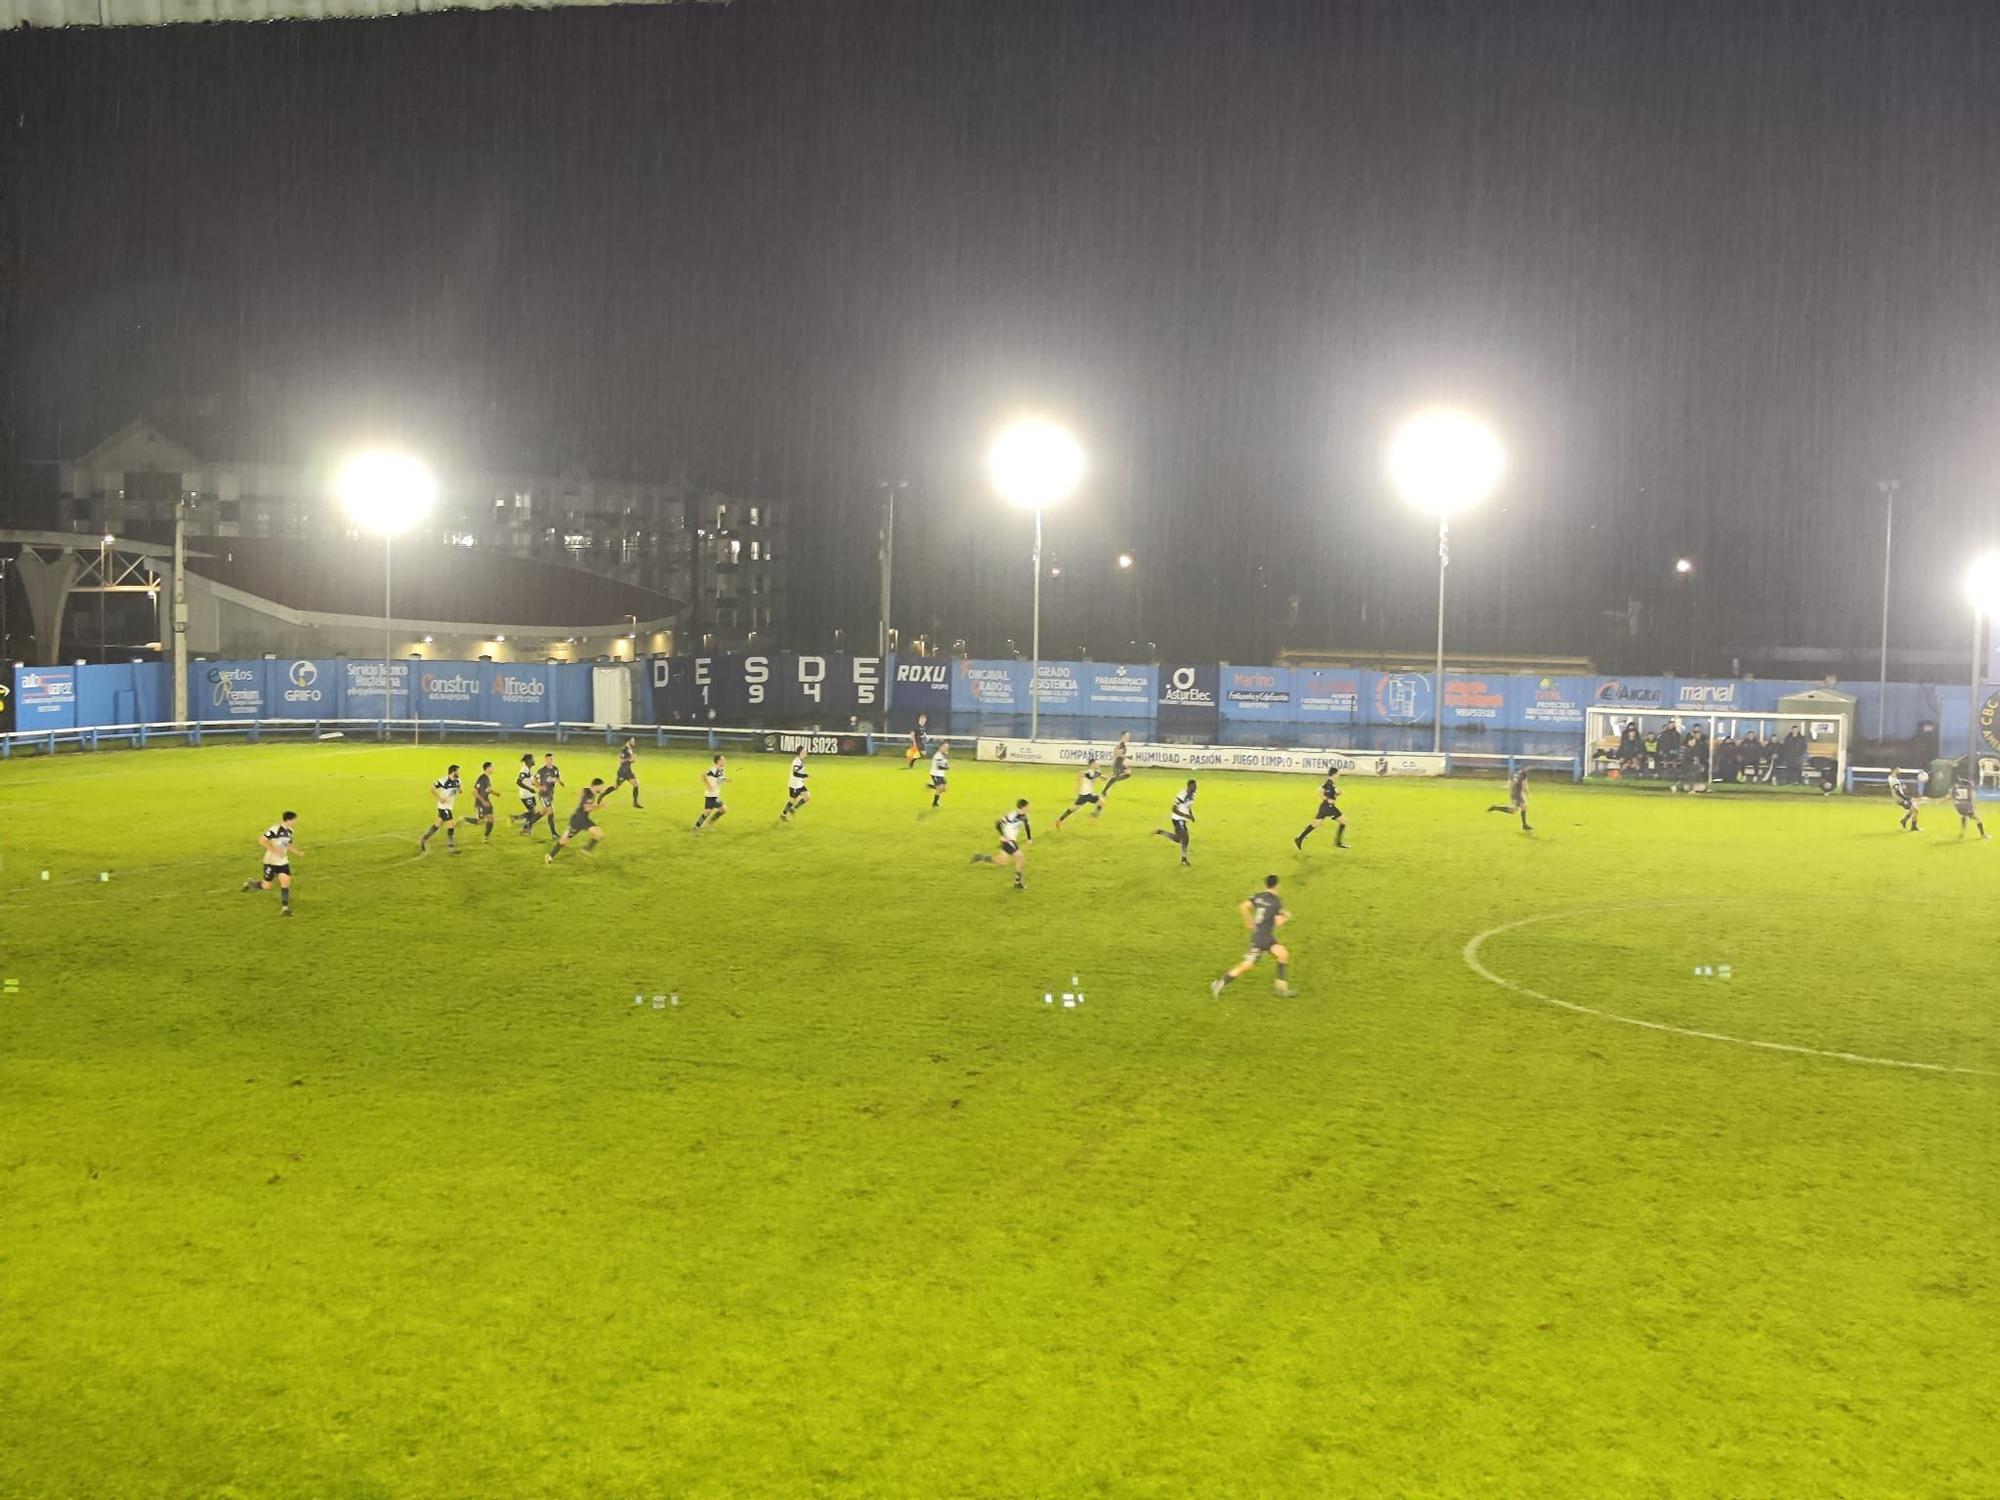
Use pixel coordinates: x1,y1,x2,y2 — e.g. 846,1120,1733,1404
1,739,1994,1499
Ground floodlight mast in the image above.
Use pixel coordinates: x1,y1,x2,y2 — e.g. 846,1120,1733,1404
1387,409,1505,754
1963,554,2000,780
988,419,1084,739
337,452,436,742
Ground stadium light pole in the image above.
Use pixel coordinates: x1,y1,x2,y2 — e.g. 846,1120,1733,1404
337,451,436,740
1877,480,1898,740
1963,553,2000,780
989,418,1085,739
1388,409,1505,753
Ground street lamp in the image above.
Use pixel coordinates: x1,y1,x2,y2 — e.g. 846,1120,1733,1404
337,450,436,737
1388,408,1504,753
1963,553,2000,779
989,417,1084,739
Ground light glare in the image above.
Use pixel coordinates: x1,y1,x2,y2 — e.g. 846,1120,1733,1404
1965,553,2000,617
337,450,437,536
1387,409,1505,517
988,418,1084,511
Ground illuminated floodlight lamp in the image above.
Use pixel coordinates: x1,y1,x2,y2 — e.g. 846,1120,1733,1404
988,418,1084,512
1387,408,1504,517
337,450,436,535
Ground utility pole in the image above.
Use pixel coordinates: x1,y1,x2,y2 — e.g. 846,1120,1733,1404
878,480,906,662
1876,479,1897,740
171,497,189,723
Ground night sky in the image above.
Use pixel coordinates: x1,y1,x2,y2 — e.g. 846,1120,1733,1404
5,0,2000,668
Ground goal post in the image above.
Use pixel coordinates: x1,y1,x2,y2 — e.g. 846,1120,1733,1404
1582,706,1849,791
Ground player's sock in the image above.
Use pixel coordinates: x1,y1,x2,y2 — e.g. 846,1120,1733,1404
1216,973,1237,990
1487,805,1509,813
971,852,991,863
1335,825,1347,847
279,886,289,909
931,794,941,807
548,838,562,858
1295,826,1313,846
1276,962,1289,981
693,814,706,829
1520,811,1532,831
1013,874,1024,889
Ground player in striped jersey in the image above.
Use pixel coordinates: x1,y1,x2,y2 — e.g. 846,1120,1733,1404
1100,731,1134,802
615,738,644,808
1293,766,1348,849
471,761,497,839
1152,779,1197,865
547,778,608,862
780,747,811,820
1952,776,1988,840
1889,768,1921,832
692,753,729,830
534,753,563,837
418,765,461,854
240,811,299,915
1486,767,1533,832
1054,760,1104,827
927,742,950,809
971,798,1032,888
513,753,539,833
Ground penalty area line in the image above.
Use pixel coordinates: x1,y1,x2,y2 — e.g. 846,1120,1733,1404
1461,906,1996,1079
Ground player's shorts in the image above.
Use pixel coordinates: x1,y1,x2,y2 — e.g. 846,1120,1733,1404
616,764,636,783
998,839,1023,857
539,792,557,807
929,775,947,790
436,808,454,822
1243,934,1276,962
474,798,493,817
262,863,290,881
1074,794,1100,807
1172,818,1190,836
788,783,808,797
703,796,723,810
1315,800,1340,821
567,812,597,835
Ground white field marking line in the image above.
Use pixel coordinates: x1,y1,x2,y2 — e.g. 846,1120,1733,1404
1461,905,1998,1079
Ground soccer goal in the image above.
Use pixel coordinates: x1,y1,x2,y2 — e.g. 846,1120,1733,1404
1582,707,1849,791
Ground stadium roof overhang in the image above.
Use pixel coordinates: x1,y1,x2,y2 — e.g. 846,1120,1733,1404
3,0,723,27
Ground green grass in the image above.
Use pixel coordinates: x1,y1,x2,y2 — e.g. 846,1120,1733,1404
1,741,1994,1499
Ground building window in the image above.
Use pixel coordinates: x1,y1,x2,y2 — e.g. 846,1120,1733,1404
749,506,761,526
750,540,761,561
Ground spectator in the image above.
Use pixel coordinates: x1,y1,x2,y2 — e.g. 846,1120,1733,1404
1739,729,1765,783
1656,719,1683,770
1714,733,1740,784
1779,725,1808,784
1617,720,1645,772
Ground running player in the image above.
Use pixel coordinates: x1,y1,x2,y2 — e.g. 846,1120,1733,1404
1294,765,1348,849
240,811,299,916
514,753,539,833
1487,766,1533,832
927,741,950,809
1054,759,1104,827
1889,767,1921,832
547,777,607,862
1952,776,1988,839
906,713,930,770
693,753,729,830
418,764,461,854
781,746,811,820
471,760,497,839
1100,731,1134,802
971,797,1032,889
1152,778,1197,865
615,738,644,808
533,752,563,837
1210,875,1293,997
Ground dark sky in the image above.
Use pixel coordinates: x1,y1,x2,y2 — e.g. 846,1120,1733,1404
6,0,2000,668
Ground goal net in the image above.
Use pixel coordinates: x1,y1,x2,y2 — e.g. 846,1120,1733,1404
1582,707,1849,791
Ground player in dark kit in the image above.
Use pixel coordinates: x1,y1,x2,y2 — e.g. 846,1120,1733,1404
781,748,811,820
615,738,644,808
1952,777,1988,840
1152,779,1197,865
547,778,607,862
470,761,497,839
971,798,1032,889
418,765,461,854
1211,875,1293,998
532,753,563,837
1889,768,1921,832
1054,760,1104,827
1487,767,1533,831
1294,766,1348,849
692,754,729,830
1101,731,1134,802
906,713,930,770
513,753,539,833
241,811,300,915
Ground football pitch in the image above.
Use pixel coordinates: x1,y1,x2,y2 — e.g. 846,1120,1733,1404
1,740,1993,1499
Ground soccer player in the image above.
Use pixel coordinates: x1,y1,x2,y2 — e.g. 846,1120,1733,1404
1487,766,1533,832
240,811,299,916
971,797,1032,889
693,753,729,830
781,747,811,820
1101,731,1134,802
514,753,540,833
1152,778,1197,865
547,777,607,862
1294,765,1348,849
615,738,644,808
1889,767,1921,832
471,760,497,839
418,764,461,854
1952,776,1988,840
1210,875,1293,998
906,713,930,770
533,752,563,837
927,741,950,808
1054,759,1104,827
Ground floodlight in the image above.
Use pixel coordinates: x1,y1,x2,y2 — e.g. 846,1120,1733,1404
1966,554,2000,618
1117,553,1134,569
337,451,436,536
988,418,1084,511
1675,557,1695,575
1387,409,1505,517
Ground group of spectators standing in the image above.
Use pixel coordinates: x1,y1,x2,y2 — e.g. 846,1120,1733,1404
1608,719,1818,786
